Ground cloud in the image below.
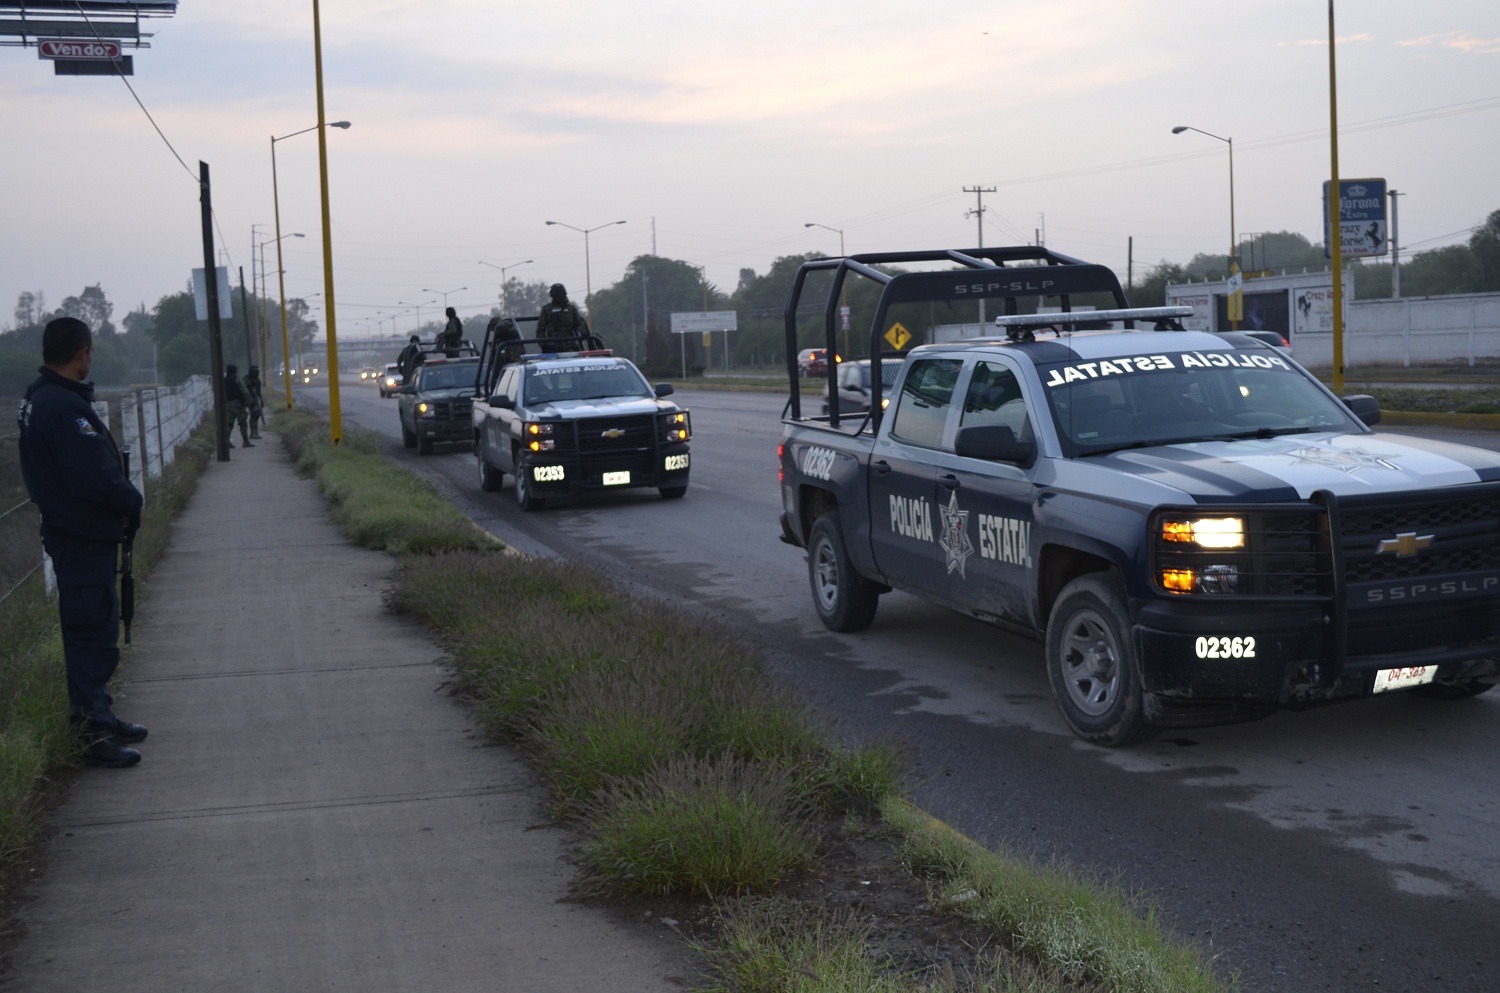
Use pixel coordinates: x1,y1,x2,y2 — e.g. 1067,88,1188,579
1291,33,1374,47
1398,31,1500,54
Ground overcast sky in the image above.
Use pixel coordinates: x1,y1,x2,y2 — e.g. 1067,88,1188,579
2,0,1497,340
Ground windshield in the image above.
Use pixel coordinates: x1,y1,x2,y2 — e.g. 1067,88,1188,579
523,363,652,404
1039,349,1362,455
415,364,476,390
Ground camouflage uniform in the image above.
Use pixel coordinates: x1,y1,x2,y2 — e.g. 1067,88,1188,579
224,364,253,448
397,336,423,381
246,365,265,438
440,308,464,355
536,284,589,351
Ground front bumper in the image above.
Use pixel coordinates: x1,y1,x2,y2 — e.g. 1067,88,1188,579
1134,594,1500,722
515,445,690,495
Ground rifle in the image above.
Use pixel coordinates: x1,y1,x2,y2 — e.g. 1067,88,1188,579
120,445,136,645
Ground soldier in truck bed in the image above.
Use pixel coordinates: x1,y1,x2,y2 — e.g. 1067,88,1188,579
536,283,588,351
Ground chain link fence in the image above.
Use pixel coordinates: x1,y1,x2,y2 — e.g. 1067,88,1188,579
0,376,212,611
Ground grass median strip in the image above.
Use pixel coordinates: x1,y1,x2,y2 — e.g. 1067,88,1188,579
279,408,1237,993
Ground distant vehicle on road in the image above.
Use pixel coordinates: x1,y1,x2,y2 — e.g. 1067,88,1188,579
797,348,829,377
378,363,403,398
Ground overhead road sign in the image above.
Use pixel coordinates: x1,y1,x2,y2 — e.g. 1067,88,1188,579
670,311,737,333
1323,178,1388,259
52,55,130,74
38,38,121,59
0,1,176,11
0,18,139,39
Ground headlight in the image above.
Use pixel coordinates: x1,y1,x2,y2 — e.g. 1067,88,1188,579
1154,514,1247,595
1160,517,1244,549
417,402,432,416
526,421,555,451
660,410,691,442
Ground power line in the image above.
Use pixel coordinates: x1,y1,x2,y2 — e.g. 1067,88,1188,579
73,2,195,182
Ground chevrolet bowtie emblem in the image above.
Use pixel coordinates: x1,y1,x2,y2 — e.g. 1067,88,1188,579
1375,531,1435,557
601,428,625,439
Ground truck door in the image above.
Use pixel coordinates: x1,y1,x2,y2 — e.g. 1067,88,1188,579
934,359,1038,627
488,365,520,470
868,357,963,596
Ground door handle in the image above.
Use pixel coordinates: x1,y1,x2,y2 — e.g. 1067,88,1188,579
872,460,891,475
939,474,960,490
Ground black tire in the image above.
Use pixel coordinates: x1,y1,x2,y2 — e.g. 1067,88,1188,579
1045,573,1155,746
807,513,879,632
401,419,416,448
417,432,434,456
659,485,687,499
477,448,502,492
1410,679,1497,700
515,466,543,511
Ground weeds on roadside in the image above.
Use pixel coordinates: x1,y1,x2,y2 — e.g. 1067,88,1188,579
883,800,1235,993
272,410,498,555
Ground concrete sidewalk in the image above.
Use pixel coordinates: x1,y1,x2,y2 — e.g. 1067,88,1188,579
4,439,694,991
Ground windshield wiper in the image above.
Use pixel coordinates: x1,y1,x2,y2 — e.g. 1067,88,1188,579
1206,426,1323,441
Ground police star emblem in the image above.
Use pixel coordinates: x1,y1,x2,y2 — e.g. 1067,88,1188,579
939,490,975,578
1286,446,1399,473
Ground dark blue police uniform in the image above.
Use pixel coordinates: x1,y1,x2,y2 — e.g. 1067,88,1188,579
18,366,144,729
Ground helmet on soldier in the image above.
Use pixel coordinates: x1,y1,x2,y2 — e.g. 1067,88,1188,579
549,283,567,302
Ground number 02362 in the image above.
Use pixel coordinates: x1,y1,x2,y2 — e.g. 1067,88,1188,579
1194,636,1256,659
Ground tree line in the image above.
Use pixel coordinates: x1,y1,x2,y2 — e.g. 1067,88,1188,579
0,282,323,396
5,207,1497,393
1129,208,1500,307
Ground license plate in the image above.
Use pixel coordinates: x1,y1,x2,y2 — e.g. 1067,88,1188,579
1373,666,1437,694
602,470,631,486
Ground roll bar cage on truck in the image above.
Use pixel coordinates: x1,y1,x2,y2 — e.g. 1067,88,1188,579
777,246,1500,745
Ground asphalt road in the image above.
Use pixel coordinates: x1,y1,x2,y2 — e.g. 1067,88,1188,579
311,377,1500,993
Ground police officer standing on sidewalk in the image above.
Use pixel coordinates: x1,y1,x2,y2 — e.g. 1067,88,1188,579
17,317,148,768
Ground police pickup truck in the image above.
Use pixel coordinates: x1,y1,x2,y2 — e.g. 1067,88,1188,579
778,246,1500,745
396,349,479,455
469,321,691,510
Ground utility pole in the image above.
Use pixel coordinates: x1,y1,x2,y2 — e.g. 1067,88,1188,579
963,185,996,329
1389,188,1404,299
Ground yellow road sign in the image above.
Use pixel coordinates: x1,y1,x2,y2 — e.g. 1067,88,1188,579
885,321,911,350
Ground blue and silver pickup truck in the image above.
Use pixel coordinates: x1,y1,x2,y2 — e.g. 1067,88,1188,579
469,323,691,511
777,246,1500,745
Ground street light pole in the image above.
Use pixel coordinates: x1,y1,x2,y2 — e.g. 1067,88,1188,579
545,220,627,321
271,117,350,409
258,231,304,397
478,259,532,315
806,222,850,355
400,299,435,337
422,286,467,310
1172,124,1238,329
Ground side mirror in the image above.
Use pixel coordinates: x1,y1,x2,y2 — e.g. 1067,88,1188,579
655,383,674,398
1341,394,1381,427
488,394,514,409
955,425,1036,467
398,384,414,394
